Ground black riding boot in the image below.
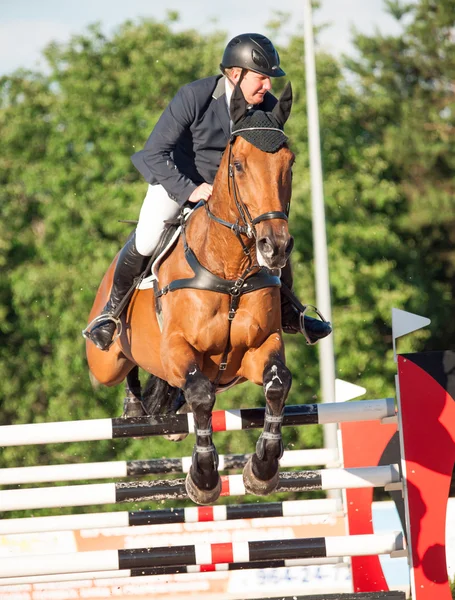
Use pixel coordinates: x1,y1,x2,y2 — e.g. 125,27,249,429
280,261,333,344
85,234,148,351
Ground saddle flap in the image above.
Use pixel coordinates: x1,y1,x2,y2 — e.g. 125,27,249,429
138,206,194,290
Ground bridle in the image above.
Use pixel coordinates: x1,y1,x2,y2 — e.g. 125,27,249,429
205,127,290,251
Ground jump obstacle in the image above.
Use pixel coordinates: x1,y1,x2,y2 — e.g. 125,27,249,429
0,397,394,445
1,309,453,600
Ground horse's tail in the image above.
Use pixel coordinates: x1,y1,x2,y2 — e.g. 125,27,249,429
88,370,102,389
142,373,184,416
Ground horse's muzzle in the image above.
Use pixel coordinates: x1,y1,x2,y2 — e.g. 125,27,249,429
257,232,294,269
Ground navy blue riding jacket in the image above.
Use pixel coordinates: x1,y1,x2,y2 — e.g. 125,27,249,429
131,75,278,206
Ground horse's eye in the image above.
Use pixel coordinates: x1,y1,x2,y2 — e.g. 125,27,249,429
234,161,243,173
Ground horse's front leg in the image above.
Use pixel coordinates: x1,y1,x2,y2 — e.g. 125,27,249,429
183,366,221,505
241,338,292,495
162,338,221,505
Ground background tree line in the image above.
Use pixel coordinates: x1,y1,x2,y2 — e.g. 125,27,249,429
0,0,453,515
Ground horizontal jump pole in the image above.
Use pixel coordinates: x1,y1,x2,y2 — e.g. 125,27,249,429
0,448,339,485
0,498,342,535
0,465,399,511
0,398,395,446
0,557,345,586
0,532,404,577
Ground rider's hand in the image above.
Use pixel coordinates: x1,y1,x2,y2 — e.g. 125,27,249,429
188,183,213,204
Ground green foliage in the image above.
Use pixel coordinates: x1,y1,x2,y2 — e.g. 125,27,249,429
0,2,453,516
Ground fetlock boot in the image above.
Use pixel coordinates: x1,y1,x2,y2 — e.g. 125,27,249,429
280,261,332,344
85,234,148,351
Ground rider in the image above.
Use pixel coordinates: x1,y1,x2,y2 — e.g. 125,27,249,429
85,33,332,351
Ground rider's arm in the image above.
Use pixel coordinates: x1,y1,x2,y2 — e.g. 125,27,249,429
131,85,199,205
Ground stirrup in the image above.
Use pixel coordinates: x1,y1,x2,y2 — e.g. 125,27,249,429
82,313,123,347
299,305,331,346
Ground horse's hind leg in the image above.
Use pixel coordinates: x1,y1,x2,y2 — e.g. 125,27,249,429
183,367,221,505
122,366,147,418
141,374,189,441
243,356,292,495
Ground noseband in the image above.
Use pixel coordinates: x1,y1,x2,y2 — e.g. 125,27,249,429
205,126,290,242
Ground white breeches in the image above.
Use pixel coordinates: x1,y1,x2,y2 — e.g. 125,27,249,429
135,184,181,256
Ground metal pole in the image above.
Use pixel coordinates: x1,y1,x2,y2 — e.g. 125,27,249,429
302,0,338,452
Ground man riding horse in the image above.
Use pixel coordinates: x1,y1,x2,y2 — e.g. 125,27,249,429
84,33,332,351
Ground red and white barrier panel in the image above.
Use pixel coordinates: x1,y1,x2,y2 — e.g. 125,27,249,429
0,398,395,446
0,557,344,586
0,498,342,534
0,532,404,578
0,465,399,511
0,448,339,485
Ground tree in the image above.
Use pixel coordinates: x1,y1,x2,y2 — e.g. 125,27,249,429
345,0,455,349
0,19,226,508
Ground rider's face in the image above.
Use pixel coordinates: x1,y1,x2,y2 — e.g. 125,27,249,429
230,69,272,105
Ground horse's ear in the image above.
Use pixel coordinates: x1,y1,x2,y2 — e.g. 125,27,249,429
272,82,292,127
230,83,249,125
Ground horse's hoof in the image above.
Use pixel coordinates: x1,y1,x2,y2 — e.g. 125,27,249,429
122,397,147,418
242,456,279,496
164,432,189,442
185,472,221,505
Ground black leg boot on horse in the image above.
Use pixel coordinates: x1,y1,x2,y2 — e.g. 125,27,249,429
243,358,292,495
280,261,333,344
84,234,148,351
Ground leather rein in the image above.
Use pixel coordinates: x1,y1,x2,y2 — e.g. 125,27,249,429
156,128,290,387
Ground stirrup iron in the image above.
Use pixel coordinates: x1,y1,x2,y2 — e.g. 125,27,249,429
82,314,123,347
299,304,331,346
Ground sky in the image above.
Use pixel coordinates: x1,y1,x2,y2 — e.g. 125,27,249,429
0,0,404,76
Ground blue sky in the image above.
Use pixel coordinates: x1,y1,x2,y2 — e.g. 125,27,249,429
0,0,403,75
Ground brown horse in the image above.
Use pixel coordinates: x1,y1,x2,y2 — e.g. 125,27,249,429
86,83,295,505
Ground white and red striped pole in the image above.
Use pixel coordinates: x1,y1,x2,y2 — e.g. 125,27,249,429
0,498,342,534
0,398,394,447
0,532,404,578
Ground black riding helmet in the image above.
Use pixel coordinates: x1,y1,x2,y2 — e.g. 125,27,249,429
220,33,285,78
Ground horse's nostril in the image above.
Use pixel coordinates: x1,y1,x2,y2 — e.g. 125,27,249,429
285,237,294,257
258,237,274,257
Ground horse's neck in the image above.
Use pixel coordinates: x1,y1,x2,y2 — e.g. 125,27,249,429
187,189,256,280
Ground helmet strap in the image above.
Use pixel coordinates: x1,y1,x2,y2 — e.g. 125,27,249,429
221,66,247,90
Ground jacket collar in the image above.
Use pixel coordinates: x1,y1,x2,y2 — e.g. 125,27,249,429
211,76,230,137
212,75,226,100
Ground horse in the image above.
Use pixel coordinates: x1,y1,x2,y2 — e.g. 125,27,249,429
86,82,295,505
